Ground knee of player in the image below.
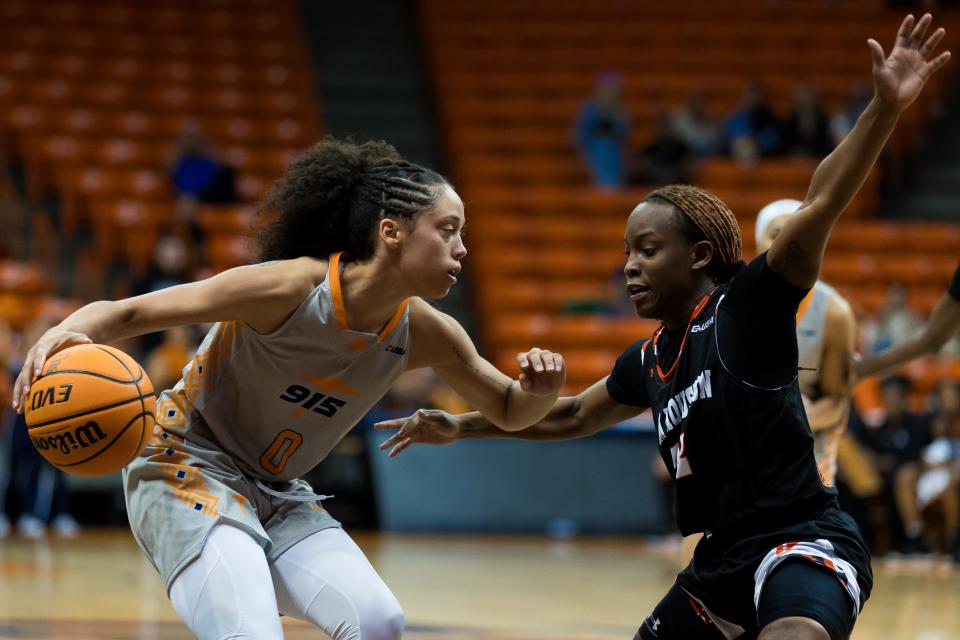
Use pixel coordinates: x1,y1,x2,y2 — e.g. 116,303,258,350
361,600,404,640
758,616,831,640
336,598,403,640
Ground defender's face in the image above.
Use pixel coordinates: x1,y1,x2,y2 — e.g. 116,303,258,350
623,202,702,321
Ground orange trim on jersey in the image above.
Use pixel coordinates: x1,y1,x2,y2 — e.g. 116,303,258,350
328,252,409,342
796,289,814,323
378,299,409,341
651,288,717,382
329,252,349,331
301,375,360,396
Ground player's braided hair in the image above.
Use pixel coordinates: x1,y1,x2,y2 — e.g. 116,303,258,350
644,185,744,283
257,137,450,261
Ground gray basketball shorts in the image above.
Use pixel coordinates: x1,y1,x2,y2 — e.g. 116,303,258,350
122,429,340,592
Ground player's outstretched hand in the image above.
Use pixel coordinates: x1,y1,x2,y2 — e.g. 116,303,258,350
517,347,565,397
12,328,92,413
870,13,950,113
376,409,461,458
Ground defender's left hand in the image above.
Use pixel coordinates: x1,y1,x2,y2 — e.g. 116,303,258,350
870,13,951,113
517,347,565,396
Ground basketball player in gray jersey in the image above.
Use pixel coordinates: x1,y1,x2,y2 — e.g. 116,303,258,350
11,139,567,640
754,199,857,489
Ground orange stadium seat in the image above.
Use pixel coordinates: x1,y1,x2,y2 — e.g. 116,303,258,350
422,0,960,381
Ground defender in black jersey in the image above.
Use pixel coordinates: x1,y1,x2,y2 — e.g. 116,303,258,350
378,14,951,640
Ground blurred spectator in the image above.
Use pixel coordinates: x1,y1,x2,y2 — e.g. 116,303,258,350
168,124,237,249
0,320,13,538
861,282,923,353
914,380,960,560
630,113,693,185
575,72,630,189
169,124,237,203
854,375,934,554
1,320,80,539
782,85,833,157
722,81,783,161
134,233,192,297
830,80,871,146
133,233,192,354
669,93,719,157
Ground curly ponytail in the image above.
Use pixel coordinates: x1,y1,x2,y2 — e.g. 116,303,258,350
256,137,450,262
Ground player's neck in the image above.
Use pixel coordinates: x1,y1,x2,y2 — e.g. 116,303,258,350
661,281,715,331
339,258,410,334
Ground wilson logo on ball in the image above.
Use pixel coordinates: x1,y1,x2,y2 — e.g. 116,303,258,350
31,421,109,455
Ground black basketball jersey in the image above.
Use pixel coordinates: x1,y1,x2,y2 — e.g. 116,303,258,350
607,253,834,537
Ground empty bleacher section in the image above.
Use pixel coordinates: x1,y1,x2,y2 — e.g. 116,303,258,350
422,0,960,396
0,0,320,300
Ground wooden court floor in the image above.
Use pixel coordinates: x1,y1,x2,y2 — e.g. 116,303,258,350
0,530,958,639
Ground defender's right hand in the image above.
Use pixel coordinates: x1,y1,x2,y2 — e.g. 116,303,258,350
375,409,461,458
13,328,92,413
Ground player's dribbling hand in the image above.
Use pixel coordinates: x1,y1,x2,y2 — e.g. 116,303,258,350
517,347,565,397
375,409,461,458
870,13,951,113
12,328,92,413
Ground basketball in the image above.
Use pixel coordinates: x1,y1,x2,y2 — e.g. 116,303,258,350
24,344,156,477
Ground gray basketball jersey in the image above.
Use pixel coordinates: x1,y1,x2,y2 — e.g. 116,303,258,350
796,280,845,486
156,252,411,481
796,280,838,398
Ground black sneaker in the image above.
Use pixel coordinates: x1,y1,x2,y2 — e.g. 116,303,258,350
899,534,932,556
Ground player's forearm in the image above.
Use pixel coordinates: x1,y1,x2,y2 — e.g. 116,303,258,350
805,396,849,433
858,296,960,379
494,380,562,431
804,99,898,225
858,333,935,379
771,100,899,286
59,300,140,343
460,396,589,441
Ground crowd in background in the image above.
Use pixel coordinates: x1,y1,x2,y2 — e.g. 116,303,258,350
576,75,871,189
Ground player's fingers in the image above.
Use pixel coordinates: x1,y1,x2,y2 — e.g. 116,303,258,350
526,350,545,373
867,38,886,68
518,372,532,393
379,425,412,450
540,350,556,372
517,351,530,370
389,438,413,458
374,417,409,431
896,14,915,49
11,372,25,411
923,50,952,78
31,347,48,378
909,13,932,48
552,353,564,371
920,27,945,59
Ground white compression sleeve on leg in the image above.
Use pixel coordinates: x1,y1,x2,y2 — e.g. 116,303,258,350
168,523,284,640
271,527,404,640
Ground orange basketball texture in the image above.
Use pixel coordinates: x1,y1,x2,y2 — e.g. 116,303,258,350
25,344,156,476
